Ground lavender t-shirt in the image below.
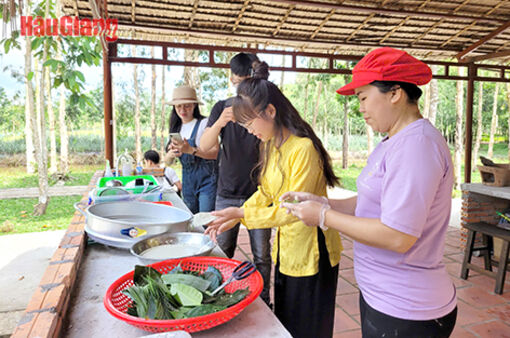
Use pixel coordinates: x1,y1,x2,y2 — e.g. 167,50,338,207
355,118,456,320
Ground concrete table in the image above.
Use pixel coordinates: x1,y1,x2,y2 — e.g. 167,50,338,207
64,188,291,337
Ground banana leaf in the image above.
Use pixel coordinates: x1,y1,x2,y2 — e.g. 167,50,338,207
185,304,226,318
203,288,250,307
200,266,223,291
170,283,203,307
162,273,211,292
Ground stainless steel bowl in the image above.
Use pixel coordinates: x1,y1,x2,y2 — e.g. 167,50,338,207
130,232,215,265
74,201,192,249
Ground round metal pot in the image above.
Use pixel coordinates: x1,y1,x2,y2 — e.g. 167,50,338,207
130,232,215,265
74,201,192,249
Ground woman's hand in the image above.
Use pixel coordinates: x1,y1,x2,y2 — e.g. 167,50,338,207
170,138,192,155
215,107,235,129
166,145,181,158
204,207,243,241
280,200,323,227
279,191,328,204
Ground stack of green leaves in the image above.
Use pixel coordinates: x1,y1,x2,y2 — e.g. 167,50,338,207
122,265,250,320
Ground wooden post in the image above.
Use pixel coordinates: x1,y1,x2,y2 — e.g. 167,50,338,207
464,63,475,183
103,43,113,167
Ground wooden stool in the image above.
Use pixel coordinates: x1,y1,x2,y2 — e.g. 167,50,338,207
461,222,510,294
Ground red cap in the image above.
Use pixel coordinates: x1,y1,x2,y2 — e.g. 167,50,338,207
336,47,432,96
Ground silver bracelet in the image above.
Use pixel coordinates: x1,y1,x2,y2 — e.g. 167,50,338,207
319,203,330,231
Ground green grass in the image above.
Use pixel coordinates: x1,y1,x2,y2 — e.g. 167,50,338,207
334,162,364,192
0,195,83,235
0,164,102,189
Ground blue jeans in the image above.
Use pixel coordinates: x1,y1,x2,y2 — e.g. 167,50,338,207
182,162,217,214
215,195,272,305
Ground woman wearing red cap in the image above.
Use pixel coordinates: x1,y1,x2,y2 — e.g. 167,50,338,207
281,47,457,337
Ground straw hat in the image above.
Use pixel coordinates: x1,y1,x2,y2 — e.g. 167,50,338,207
168,86,203,105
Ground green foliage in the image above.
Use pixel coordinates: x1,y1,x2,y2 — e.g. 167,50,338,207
0,88,24,133
1,0,102,114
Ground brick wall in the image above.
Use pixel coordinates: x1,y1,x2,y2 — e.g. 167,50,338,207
460,189,510,249
11,171,103,338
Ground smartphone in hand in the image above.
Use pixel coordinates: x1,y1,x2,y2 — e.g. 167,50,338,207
169,133,183,143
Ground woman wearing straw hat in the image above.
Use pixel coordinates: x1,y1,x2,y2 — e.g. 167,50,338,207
166,85,218,214
281,47,457,337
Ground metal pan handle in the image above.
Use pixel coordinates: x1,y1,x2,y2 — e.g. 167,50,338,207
74,202,88,218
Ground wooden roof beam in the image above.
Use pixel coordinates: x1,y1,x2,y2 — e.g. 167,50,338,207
379,16,410,44
457,21,510,61
189,0,199,29
119,22,464,54
270,0,506,23
232,0,250,33
388,0,429,45
273,4,295,37
131,0,135,23
464,49,510,63
73,0,79,16
345,0,391,42
310,9,335,40
440,2,503,49
495,39,510,53
346,13,374,42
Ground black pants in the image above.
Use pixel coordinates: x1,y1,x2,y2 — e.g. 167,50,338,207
359,293,457,338
274,229,339,338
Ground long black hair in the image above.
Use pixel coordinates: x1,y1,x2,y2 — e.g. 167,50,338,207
233,62,339,190
169,105,205,133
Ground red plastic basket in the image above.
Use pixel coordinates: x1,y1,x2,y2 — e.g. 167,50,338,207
103,256,263,333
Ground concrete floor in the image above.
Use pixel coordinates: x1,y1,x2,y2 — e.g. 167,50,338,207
0,230,65,337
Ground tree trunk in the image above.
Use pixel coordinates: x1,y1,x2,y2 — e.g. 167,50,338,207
183,49,195,86
312,81,323,130
342,100,349,169
24,34,36,174
112,81,117,164
56,0,69,175
422,82,430,119
507,83,510,162
280,55,285,91
46,67,57,174
454,70,464,189
366,124,374,155
34,59,42,140
132,45,142,163
58,85,68,174
472,82,484,170
428,67,439,126
150,47,157,149
34,0,51,215
323,118,328,149
488,82,500,159
160,68,167,154
25,96,36,173
303,73,310,119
